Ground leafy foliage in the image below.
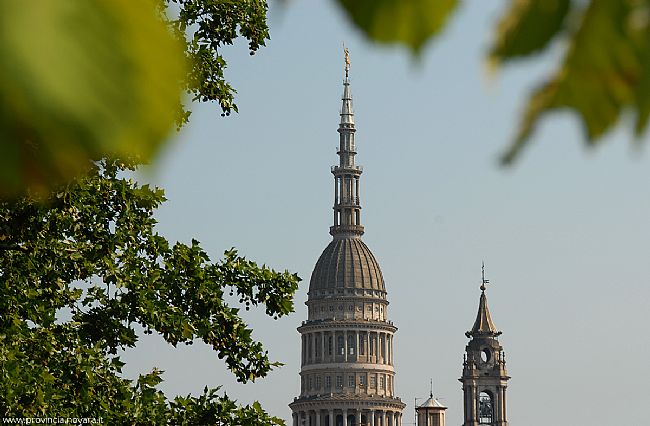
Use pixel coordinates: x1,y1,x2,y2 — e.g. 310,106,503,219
1,0,271,197
489,0,571,62
334,0,650,163
0,0,185,198
498,0,650,163
165,0,270,123
337,0,458,54
0,159,299,423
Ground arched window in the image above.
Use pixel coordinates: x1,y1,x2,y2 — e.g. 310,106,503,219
338,335,345,355
479,391,494,424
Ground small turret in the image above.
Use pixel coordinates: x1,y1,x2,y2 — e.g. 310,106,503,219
416,382,446,426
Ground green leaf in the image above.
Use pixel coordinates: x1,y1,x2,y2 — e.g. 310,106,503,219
0,158,300,419
502,0,650,164
0,0,185,197
489,0,571,65
335,0,459,53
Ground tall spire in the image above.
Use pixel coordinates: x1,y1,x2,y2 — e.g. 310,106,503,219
466,263,501,338
330,47,364,238
291,51,405,426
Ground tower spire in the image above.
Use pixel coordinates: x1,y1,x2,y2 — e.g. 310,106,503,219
467,263,500,338
330,47,363,238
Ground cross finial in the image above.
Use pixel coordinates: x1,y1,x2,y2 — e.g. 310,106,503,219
343,44,350,77
481,261,489,292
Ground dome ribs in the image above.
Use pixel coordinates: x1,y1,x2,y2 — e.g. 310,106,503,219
308,236,386,296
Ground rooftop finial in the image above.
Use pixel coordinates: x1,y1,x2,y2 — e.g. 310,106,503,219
430,378,433,398
481,262,489,292
343,45,350,78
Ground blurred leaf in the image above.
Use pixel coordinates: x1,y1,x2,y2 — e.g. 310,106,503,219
335,0,458,53
489,0,570,65
502,0,650,164
0,0,185,197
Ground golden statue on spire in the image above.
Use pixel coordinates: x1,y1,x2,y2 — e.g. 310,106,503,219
343,45,350,77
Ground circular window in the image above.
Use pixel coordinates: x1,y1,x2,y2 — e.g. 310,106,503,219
480,348,491,363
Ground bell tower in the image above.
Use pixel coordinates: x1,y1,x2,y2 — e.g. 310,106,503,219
460,264,510,426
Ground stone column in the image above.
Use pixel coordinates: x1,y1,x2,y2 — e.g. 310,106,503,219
374,333,378,362
376,333,380,363
494,389,501,423
307,334,312,363
355,177,360,203
292,412,298,426
366,332,370,361
385,335,389,364
344,330,348,362
366,332,371,361
356,410,361,426
382,411,387,426
316,410,321,426
369,410,375,426
355,331,360,361
321,331,325,363
471,386,478,422
503,387,507,423
335,176,339,204
348,176,353,200
329,410,334,426
343,409,349,426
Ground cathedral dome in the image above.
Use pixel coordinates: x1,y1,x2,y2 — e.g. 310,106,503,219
309,236,385,295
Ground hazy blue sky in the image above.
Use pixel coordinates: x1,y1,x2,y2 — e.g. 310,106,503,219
122,1,650,424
